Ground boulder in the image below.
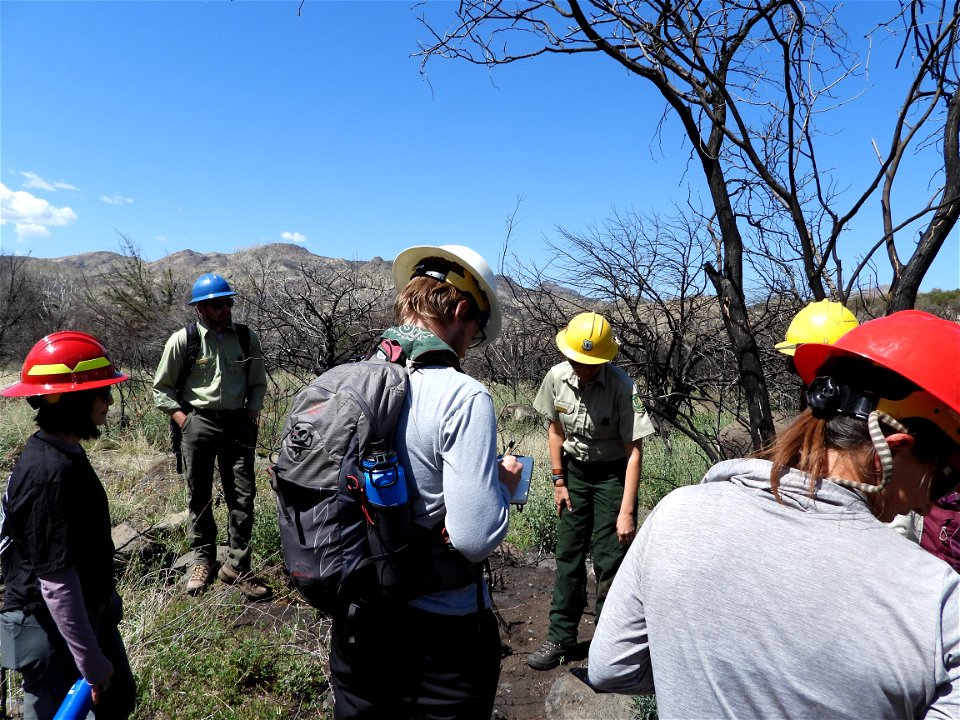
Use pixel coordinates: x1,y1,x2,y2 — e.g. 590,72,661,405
544,672,637,720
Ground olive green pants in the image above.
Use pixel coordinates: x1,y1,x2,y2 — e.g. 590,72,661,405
548,456,630,647
181,410,258,573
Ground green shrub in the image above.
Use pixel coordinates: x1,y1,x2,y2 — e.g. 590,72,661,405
126,587,329,718
632,694,659,720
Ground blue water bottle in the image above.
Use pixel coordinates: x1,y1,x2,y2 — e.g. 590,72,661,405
361,440,410,591
361,441,408,507
52,678,93,720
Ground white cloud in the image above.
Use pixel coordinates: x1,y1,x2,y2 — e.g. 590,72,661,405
20,171,77,192
0,183,78,240
100,194,134,205
15,224,52,240
281,231,307,243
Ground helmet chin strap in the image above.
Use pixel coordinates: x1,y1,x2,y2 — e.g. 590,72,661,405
829,410,909,495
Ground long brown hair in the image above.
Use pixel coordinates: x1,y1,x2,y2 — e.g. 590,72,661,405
758,409,876,500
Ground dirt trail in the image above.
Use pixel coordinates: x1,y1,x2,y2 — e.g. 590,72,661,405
490,550,596,720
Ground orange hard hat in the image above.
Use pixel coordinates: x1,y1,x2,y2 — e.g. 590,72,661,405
794,311,960,458
1,331,129,398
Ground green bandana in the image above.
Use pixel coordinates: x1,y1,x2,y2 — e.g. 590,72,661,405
381,325,461,368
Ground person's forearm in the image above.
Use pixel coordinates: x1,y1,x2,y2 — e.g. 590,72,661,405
620,442,642,516
547,422,565,474
39,568,113,685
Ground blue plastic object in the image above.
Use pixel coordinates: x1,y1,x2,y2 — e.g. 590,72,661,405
189,273,236,305
52,678,93,720
361,444,407,508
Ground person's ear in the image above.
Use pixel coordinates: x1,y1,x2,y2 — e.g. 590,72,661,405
885,433,917,453
453,299,473,324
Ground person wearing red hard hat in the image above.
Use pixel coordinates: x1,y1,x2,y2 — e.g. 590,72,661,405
588,311,960,718
0,332,136,719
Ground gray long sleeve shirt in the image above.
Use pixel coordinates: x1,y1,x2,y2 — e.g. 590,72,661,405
589,458,960,720
396,362,512,616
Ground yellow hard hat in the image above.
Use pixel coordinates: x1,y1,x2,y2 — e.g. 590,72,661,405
556,312,619,364
774,299,859,356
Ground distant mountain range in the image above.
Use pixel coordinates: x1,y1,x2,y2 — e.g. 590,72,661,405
18,243,388,280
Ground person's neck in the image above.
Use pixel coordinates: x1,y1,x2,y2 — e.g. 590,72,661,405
37,429,83,452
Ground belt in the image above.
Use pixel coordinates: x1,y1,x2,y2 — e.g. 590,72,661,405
193,407,246,421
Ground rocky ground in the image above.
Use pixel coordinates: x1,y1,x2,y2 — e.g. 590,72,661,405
489,547,598,720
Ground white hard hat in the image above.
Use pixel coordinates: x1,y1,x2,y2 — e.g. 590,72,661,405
393,244,502,348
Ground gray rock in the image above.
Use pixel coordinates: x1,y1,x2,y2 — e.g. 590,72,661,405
544,672,636,720
500,403,540,425
112,523,157,559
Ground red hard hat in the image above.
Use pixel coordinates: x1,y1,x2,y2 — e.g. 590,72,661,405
794,310,960,453
1,331,129,398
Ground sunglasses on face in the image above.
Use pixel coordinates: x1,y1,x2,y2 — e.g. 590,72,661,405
204,298,235,310
95,386,113,401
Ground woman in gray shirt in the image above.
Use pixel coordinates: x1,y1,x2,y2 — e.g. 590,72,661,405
589,310,960,719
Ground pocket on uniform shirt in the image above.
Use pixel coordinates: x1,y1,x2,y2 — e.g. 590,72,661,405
0,610,52,672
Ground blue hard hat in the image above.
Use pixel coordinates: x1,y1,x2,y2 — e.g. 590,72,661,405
189,273,237,305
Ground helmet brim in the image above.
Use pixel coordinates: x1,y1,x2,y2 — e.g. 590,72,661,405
393,245,501,348
189,290,237,306
2,372,129,398
773,340,798,356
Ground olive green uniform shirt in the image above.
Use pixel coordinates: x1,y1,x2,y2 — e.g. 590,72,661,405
153,322,267,413
533,361,655,462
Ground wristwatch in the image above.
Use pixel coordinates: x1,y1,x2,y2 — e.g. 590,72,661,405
552,474,566,488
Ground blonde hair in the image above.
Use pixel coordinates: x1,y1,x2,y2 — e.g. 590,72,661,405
394,276,478,328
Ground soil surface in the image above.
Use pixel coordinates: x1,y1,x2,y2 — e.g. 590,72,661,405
488,546,596,720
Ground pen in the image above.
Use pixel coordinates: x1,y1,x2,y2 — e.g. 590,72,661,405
505,440,516,455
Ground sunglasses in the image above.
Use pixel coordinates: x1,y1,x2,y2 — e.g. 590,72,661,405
204,298,235,310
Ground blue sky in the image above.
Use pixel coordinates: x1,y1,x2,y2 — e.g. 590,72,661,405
1,0,957,292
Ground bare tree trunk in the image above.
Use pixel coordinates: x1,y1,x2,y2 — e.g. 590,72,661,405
889,90,960,311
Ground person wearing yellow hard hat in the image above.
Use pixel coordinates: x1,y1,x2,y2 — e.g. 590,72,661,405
775,299,860,358
775,299,860,411
0,332,136,718
527,312,656,670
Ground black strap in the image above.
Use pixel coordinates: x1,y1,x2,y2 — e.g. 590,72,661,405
174,321,251,405
169,322,252,473
174,322,201,406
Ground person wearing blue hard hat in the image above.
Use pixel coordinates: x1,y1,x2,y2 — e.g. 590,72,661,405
188,272,237,305
153,273,270,599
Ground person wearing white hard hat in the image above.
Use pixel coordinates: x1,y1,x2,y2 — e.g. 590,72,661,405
327,245,522,720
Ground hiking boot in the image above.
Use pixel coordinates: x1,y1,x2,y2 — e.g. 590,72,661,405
217,565,272,601
186,563,214,595
527,639,572,670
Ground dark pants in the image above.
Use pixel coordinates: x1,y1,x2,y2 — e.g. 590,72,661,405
548,456,631,647
0,593,136,720
181,410,258,572
329,602,501,720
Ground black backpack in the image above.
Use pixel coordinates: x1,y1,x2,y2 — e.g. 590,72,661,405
270,340,480,614
169,321,251,473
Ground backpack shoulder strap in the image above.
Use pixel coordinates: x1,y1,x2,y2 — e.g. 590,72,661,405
174,322,201,405
234,322,253,401
235,322,251,359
